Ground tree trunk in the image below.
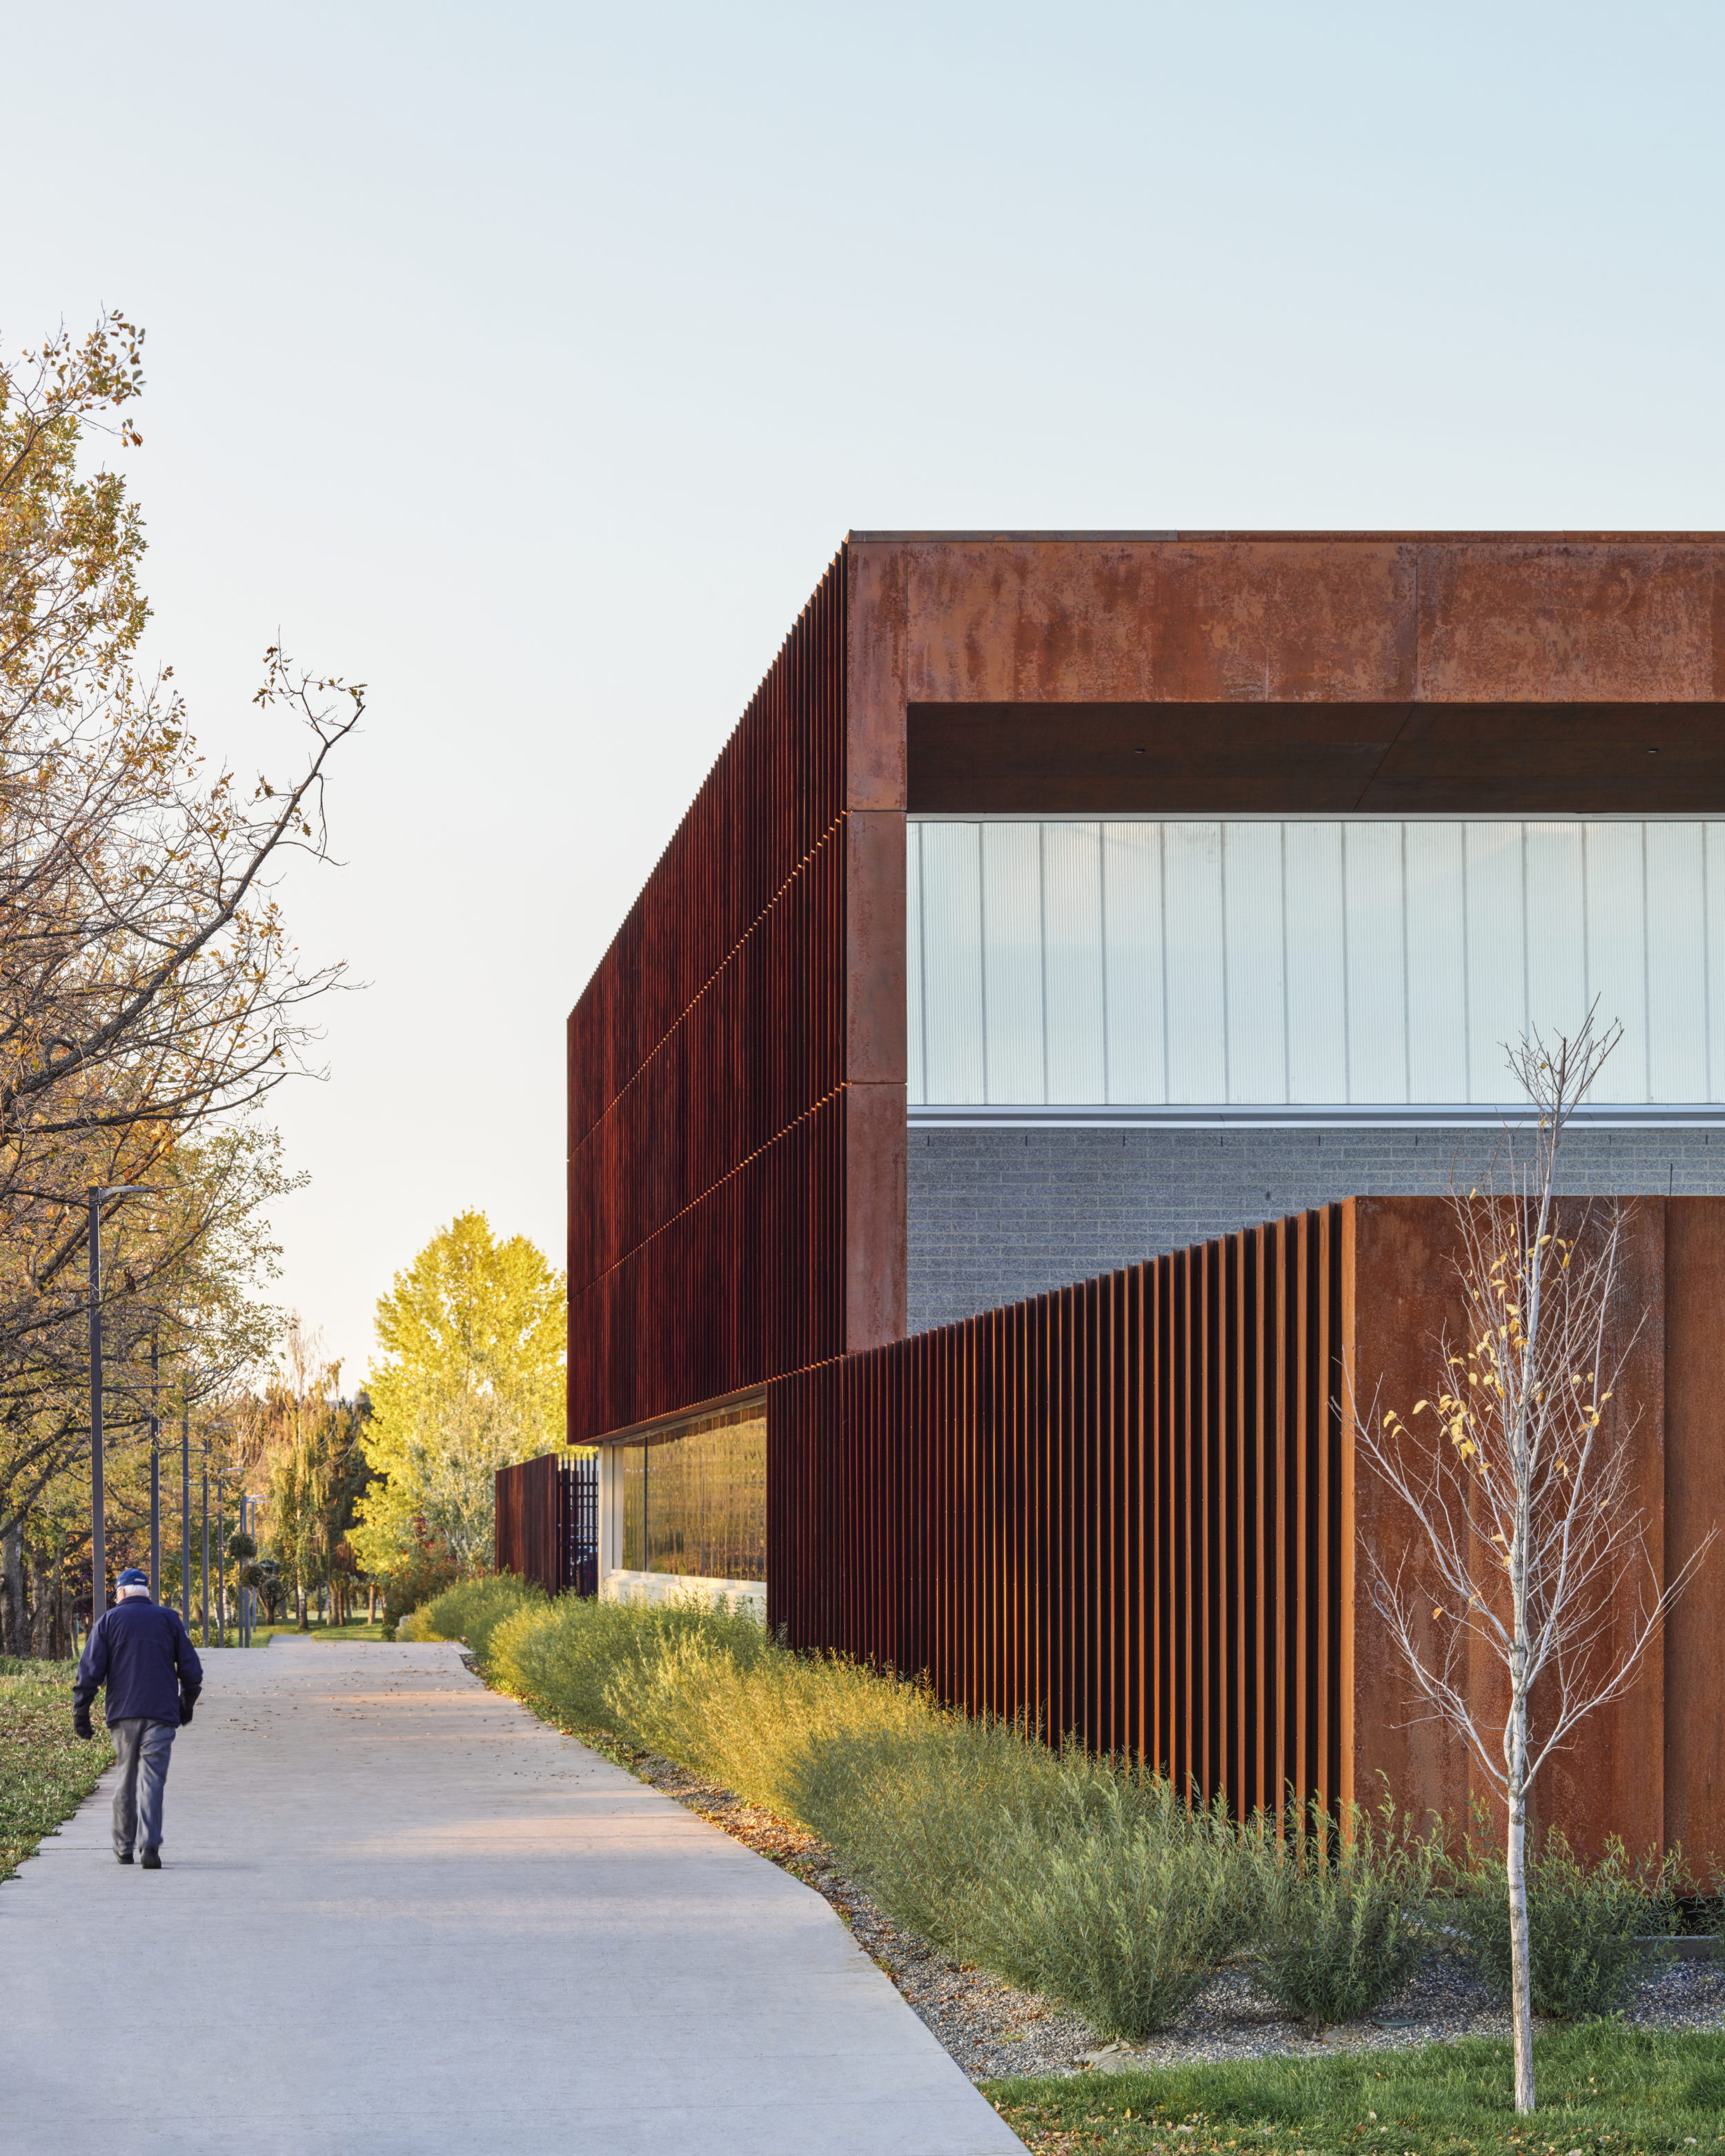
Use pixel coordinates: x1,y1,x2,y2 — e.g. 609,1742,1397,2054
367,1583,376,1623
1508,1691,1535,2113
296,1584,308,1632
0,1519,21,1657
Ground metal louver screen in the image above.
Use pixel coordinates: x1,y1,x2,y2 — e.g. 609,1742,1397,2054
767,1207,1347,1817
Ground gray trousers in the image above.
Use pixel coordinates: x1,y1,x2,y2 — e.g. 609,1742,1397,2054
110,1719,176,1856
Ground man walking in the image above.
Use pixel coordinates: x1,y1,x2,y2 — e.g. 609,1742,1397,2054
72,1565,203,1868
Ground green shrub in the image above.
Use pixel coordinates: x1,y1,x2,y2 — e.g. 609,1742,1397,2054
789,1717,1208,1943
971,1773,1256,2038
789,1712,1063,1954
1455,1828,1679,2019
413,1574,547,1663
1250,1794,1441,2028
491,1588,773,1739
611,1623,922,1809
791,1714,1261,2037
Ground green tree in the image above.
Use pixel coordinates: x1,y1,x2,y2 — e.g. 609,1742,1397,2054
351,1213,564,1578
249,1324,369,1628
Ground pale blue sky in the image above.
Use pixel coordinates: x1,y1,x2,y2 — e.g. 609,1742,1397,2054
7,2,1724,1378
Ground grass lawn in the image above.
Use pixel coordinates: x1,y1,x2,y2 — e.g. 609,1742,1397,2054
985,2026,1725,2156
0,1656,112,1883
248,1620,385,1644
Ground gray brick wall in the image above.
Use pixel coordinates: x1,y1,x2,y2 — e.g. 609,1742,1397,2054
906,1124,1725,1334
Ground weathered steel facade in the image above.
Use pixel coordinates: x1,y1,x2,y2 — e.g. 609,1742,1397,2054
769,1207,1348,1816
567,551,908,1442
764,1193,1725,1854
563,533,1725,1849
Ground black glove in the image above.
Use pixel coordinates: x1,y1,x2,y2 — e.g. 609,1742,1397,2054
72,1707,93,1741
178,1690,196,1727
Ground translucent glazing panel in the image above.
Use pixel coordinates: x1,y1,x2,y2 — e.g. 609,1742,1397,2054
980,822,1045,1102
1043,824,1107,1104
1283,822,1347,1103
906,823,925,1105
1343,822,1408,1104
908,817,1725,1111
1404,822,1468,1100
1646,823,1707,1102
1102,822,1165,1103
640,1411,767,1581
1465,824,1527,1102
1163,822,1228,1102
919,821,986,1104
1583,823,1648,1103
1222,822,1287,1102
1523,822,1587,1050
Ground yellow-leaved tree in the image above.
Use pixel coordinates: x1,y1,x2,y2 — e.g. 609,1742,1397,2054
349,1212,564,1579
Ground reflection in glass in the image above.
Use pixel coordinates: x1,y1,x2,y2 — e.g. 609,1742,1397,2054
617,1406,767,1581
620,1441,647,1570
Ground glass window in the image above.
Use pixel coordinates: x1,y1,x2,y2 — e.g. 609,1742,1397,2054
615,1404,766,1581
909,815,1725,1109
620,1441,647,1571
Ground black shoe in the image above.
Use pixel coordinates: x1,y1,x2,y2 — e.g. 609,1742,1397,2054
140,1848,161,1870
116,1851,134,1865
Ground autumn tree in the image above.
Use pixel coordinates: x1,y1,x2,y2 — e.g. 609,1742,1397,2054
351,1212,564,1579
1359,1009,1712,2117
0,1120,300,1650
0,310,359,1632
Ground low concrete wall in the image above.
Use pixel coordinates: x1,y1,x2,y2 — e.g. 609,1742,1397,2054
601,1569,767,1620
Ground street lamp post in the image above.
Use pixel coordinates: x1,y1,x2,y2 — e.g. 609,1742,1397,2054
180,1393,191,1628
148,1335,161,1603
215,1465,224,1642
200,1438,210,1648
86,1182,155,1623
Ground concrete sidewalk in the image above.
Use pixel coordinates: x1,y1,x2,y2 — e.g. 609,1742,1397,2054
1,1641,1025,2155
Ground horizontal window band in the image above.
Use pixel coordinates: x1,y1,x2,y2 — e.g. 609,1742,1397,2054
908,1102,1725,1131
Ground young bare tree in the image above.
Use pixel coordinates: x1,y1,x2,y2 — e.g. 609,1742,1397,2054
1359,1007,1713,2117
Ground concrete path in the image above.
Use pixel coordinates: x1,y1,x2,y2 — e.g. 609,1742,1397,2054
1,1641,1025,2155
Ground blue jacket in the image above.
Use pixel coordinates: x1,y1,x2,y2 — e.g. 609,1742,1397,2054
74,1599,204,1727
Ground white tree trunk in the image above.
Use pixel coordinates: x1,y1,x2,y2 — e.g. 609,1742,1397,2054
1508,1677,1535,2111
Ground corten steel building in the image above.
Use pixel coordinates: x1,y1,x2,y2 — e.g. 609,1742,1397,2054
544,534,1725,1852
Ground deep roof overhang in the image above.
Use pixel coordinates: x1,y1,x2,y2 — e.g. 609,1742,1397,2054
844,532,1725,817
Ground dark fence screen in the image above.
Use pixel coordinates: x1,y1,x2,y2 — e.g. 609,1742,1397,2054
495,1452,598,1599
767,1207,1347,1819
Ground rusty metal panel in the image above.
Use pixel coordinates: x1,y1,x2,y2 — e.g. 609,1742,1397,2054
494,1454,598,1599
495,1454,560,1598
567,557,851,1440
767,1205,1349,1815
1348,1194,1675,1860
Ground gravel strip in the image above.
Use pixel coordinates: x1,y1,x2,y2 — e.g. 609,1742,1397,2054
553,1720,1725,2081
